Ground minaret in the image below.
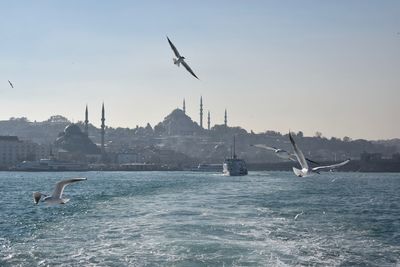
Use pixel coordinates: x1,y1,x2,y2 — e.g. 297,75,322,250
183,98,186,114
84,105,89,136
224,109,227,127
200,96,203,128
49,145,54,159
233,135,237,159
101,103,105,156
207,110,211,130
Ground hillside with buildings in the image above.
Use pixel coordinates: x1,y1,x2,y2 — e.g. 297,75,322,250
0,101,399,170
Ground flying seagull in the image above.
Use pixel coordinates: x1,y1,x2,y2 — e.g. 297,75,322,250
33,177,87,204
289,131,350,177
294,210,304,220
250,144,320,165
8,80,14,88
167,36,199,79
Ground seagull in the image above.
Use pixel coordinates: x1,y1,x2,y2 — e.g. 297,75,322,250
167,36,199,79
250,144,320,165
289,131,350,177
8,80,14,88
33,178,87,204
294,210,304,220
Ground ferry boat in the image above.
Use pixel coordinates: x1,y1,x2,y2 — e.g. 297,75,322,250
223,137,248,176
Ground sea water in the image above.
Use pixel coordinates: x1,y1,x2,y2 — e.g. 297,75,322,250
0,171,399,266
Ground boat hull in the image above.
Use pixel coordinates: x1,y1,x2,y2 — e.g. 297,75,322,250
223,158,248,176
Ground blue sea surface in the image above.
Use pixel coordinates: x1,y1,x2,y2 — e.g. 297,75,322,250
0,171,399,266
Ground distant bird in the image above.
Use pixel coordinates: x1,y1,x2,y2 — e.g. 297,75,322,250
167,36,199,79
289,131,350,177
250,144,320,165
8,80,14,88
33,178,87,205
294,210,304,220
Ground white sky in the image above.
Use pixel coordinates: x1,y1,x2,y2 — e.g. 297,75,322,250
0,1,399,139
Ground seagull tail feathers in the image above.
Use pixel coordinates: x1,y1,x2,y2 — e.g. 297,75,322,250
292,167,303,177
173,58,180,66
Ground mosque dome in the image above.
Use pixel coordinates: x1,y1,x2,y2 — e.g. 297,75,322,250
55,123,100,154
169,108,187,118
156,108,203,136
64,124,82,136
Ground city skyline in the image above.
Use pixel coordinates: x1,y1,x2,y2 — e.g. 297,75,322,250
1,1,399,140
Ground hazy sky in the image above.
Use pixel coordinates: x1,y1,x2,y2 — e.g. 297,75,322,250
0,1,399,140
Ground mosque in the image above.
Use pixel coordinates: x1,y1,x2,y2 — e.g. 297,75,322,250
54,103,106,162
153,96,229,136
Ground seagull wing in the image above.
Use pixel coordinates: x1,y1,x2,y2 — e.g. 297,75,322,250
251,144,277,151
52,178,87,199
291,152,319,165
167,36,181,58
288,154,298,162
181,60,199,79
8,80,13,88
289,131,308,169
276,149,294,160
312,159,350,172
305,158,320,165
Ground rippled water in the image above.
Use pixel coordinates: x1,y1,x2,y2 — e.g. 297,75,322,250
0,171,399,266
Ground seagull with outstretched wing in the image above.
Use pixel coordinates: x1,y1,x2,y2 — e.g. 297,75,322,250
33,177,87,205
289,131,350,177
167,36,199,79
8,80,14,88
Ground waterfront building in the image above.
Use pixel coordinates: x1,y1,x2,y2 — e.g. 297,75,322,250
0,136,48,168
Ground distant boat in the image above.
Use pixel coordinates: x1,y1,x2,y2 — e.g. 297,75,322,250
15,159,88,171
223,136,248,176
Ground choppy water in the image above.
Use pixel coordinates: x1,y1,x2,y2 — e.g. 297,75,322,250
0,171,399,266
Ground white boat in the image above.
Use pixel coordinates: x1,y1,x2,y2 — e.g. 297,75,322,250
15,159,88,171
223,136,248,176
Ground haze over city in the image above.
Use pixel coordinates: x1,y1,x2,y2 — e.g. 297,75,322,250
1,1,399,140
